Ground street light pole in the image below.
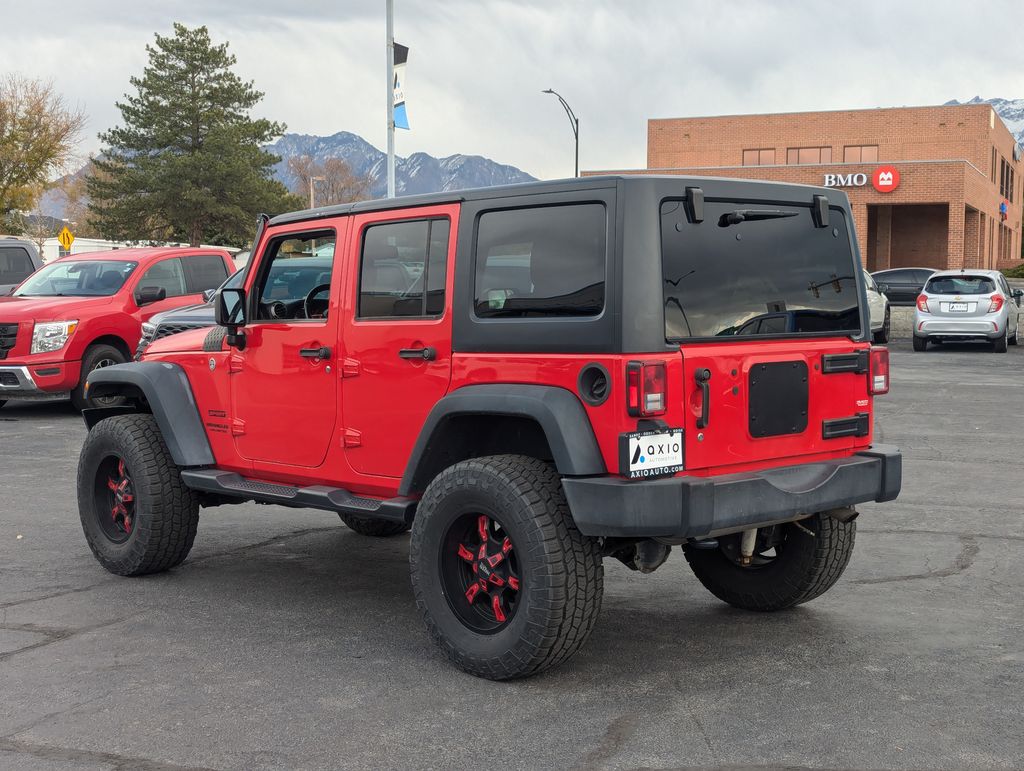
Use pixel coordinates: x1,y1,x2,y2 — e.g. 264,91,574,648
309,175,325,209
386,0,396,198
542,88,579,178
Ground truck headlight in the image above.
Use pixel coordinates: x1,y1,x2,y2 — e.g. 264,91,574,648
140,322,156,341
31,320,78,354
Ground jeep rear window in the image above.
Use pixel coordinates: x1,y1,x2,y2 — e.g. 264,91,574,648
924,275,995,295
661,200,862,340
474,203,605,318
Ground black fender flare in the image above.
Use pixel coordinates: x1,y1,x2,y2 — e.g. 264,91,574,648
399,384,606,495
82,361,215,468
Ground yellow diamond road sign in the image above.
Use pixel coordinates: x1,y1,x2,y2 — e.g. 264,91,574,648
57,226,75,251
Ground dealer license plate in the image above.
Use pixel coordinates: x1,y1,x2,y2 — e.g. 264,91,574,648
619,429,684,479
948,302,969,312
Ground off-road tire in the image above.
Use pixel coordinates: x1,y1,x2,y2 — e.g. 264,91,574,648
912,336,928,352
71,344,128,411
338,512,409,537
683,514,856,611
873,308,890,344
77,414,199,576
993,331,1008,353
410,455,603,680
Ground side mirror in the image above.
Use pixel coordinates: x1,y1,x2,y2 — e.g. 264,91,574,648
215,287,247,349
202,288,216,303
877,283,889,293
136,286,167,305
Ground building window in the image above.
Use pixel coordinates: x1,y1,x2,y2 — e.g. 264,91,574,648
742,148,775,166
843,145,878,163
786,146,832,165
991,146,997,182
998,157,1015,203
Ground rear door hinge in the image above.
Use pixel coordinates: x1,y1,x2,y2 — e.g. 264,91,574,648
231,418,246,436
343,428,362,447
342,358,360,378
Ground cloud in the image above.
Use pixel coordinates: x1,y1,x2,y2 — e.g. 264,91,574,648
2,0,1022,179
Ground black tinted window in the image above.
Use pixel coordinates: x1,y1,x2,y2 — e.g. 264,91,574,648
359,219,450,318
474,204,606,318
0,246,34,283
138,258,186,299
914,269,936,283
661,200,861,339
877,269,914,282
183,255,229,293
924,275,996,295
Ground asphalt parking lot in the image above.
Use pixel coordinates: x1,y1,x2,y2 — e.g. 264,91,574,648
1,340,1023,770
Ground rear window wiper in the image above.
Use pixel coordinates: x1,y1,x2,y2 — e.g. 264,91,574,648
718,209,799,227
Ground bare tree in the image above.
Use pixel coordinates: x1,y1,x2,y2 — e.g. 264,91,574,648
288,155,373,207
23,213,57,258
0,75,86,226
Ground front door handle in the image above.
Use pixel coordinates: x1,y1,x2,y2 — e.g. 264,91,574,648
299,346,331,361
398,346,436,362
695,368,711,429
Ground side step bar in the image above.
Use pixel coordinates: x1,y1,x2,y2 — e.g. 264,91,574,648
180,469,416,523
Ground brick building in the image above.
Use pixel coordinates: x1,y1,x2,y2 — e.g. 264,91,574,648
593,104,1023,271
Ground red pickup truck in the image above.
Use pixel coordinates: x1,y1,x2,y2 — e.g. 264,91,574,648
0,247,234,410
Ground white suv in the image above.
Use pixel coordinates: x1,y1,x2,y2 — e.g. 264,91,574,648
913,269,1022,352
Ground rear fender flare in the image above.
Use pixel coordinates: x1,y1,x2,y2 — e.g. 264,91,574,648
83,361,214,468
398,384,606,496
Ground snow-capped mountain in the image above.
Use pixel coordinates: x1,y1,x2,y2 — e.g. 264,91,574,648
266,132,536,199
945,96,1024,146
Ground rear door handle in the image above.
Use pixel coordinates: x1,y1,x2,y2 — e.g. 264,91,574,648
299,346,331,360
695,368,711,429
398,347,436,361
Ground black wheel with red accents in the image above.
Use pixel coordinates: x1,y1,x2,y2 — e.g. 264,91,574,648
410,455,603,680
77,414,199,576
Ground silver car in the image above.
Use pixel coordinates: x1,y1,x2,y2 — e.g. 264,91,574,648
913,269,1022,352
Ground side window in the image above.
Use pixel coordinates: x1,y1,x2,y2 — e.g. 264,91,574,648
183,255,229,293
913,270,934,283
358,218,450,318
0,246,34,284
473,203,606,318
254,231,336,320
138,258,186,299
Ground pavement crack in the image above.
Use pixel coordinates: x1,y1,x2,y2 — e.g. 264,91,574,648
188,525,341,564
0,580,115,610
574,713,640,770
0,738,218,771
0,615,137,662
853,535,980,584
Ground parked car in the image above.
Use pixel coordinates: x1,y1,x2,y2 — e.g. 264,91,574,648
871,267,936,306
78,176,900,680
864,270,891,343
0,237,44,295
913,269,1022,352
136,256,333,358
0,247,234,410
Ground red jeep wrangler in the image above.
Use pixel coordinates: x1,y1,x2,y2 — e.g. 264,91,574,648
0,247,234,411
77,177,900,680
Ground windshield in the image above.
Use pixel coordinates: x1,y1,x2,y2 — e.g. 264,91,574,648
924,275,996,295
14,260,138,297
661,200,862,339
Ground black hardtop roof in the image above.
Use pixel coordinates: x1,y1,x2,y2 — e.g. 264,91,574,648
267,174,849,227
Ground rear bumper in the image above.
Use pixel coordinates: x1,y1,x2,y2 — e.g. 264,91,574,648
915,316,1001,338
562,445,901,538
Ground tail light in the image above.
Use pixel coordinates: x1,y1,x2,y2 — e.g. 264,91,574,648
869,346,889,395
988,294,1005,313
626,361,667,417
915,294,929,312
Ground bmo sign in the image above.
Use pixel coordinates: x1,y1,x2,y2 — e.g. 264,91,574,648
824,165,900,193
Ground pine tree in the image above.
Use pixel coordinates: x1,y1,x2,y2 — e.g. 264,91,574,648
88,23,300,246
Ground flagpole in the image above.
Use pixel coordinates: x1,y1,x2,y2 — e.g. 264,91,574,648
386,0,396,199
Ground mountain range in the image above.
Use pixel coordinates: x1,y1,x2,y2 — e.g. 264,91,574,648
38,97,1024,221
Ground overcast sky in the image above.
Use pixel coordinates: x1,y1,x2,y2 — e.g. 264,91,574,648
3,0,1022,180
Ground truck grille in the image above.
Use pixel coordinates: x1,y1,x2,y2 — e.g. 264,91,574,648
0,323,18,360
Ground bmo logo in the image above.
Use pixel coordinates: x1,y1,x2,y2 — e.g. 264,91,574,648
824,166,900,193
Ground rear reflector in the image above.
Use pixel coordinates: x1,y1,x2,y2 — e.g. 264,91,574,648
869,346,889,395
988,294,1005,313
626,361,667,417
916,294,929,312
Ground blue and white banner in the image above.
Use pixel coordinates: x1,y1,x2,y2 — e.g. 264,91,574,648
393,43,409,130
